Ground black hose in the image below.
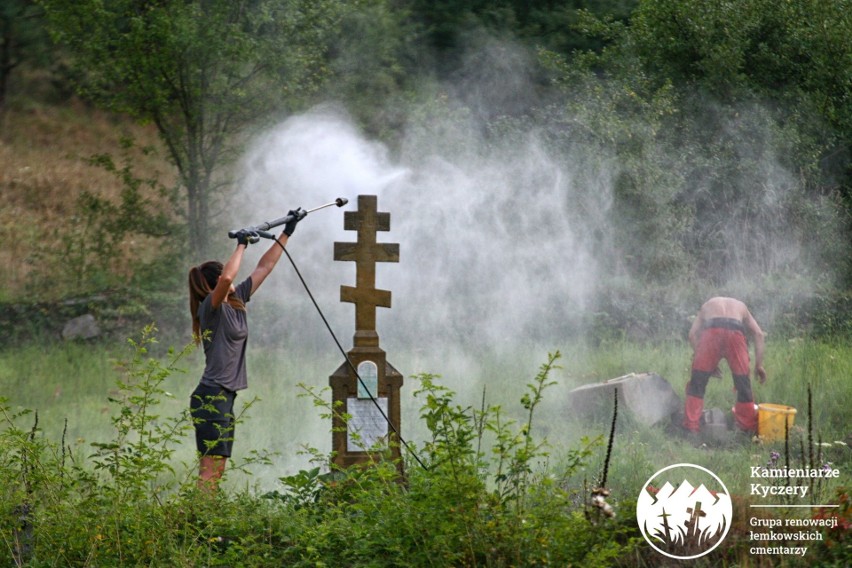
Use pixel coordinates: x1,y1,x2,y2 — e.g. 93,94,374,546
275,239,428,471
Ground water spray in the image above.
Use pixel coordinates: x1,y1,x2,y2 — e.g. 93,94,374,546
228,197,349,242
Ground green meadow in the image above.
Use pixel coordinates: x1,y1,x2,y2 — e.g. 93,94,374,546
1,330,848,566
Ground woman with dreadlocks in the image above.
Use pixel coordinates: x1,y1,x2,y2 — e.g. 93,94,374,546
187,209,303,492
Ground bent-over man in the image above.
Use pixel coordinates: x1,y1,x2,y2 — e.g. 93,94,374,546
683,296,766,434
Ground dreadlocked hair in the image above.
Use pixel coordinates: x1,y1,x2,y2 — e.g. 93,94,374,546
188,261,246,344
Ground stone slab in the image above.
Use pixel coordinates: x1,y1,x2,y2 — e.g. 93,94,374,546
568,372,682,426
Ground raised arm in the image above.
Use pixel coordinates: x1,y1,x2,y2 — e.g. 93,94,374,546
210,243,246,308
249,208,303,295
249,231,289,295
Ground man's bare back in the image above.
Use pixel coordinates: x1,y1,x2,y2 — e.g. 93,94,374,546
697,296,750,321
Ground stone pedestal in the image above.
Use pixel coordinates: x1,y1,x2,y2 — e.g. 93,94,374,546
329,347,403,467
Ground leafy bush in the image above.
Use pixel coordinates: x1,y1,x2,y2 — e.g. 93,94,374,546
0,334,638,566
257,352,639,566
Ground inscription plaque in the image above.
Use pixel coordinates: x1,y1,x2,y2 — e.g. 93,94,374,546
346,397,389,451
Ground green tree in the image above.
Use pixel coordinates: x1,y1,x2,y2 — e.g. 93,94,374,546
327,0,422,141
630,0,852,200
0,0,52,113
40,0,342,257
407,0,638,74
535,0,850,333
628,0,852,285
539,27,690,286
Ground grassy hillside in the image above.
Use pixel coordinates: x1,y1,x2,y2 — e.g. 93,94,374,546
0,99,172,303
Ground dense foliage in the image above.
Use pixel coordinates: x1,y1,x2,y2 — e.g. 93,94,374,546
1,0,850,333
3,327,850,566
0,329,644,566
37,0,343,257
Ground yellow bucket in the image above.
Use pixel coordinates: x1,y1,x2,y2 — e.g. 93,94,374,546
757,403,797,442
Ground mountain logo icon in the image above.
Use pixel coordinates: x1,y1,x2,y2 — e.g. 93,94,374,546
636,463,732,559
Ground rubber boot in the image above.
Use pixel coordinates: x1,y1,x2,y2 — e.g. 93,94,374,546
683,395,704,433
733,402,758,432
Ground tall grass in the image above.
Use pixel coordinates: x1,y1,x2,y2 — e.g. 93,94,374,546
0,329,640,566
0,330,849,566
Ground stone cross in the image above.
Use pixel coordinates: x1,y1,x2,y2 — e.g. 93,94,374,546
334,194,399,347
329,195,403,469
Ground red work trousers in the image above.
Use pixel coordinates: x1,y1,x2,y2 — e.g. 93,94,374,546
683,327,757,432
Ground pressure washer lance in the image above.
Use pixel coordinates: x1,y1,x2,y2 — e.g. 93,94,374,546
227,197,349,243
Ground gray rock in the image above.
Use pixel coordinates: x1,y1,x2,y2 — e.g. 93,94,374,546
62,314,100,340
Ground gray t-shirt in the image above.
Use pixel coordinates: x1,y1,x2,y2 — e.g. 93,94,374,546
198,277,253,392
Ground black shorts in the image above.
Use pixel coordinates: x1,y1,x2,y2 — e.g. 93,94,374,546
190,383,237,457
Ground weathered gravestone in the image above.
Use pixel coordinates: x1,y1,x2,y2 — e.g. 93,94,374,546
568,372,681,426
329,195,403,468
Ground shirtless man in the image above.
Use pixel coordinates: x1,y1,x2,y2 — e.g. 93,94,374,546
683,297,766,434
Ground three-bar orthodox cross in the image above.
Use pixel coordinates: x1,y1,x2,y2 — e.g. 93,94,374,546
333,194,400,347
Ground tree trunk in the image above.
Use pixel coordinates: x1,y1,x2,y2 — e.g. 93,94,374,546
186,176,211,259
